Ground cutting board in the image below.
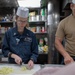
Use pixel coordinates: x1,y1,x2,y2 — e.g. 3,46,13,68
0,64,41,75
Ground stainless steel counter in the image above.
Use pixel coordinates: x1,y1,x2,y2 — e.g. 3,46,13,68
41,64,64,68
0,63,64,68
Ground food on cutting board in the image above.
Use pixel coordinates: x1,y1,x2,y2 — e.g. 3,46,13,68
0,66,34,75
0,67,14,75
21,66,27,71
21,65,33,71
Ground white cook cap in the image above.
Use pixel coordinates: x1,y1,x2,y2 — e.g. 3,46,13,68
16,7,29,18
72,0,75,4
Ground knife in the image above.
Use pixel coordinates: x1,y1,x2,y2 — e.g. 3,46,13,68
20,61,24,65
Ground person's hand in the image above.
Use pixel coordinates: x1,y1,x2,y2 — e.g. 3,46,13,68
64,55,74,65
27,60,34,69
11,54,22,65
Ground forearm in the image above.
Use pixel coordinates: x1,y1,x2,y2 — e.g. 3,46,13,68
31,53,38,62
8,53,17,59
55,40,70,58
31,46,38,62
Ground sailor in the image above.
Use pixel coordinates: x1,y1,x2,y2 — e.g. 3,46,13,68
2,7,38,69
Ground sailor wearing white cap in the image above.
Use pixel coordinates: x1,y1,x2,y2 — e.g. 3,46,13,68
16,7,29,18
2,7,38,69
16,7,29,28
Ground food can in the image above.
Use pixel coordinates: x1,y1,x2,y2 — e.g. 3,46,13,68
36,26,41,33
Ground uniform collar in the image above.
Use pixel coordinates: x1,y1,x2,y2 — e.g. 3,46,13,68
13,26,29,37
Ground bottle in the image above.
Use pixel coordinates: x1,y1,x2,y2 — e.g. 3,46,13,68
41,8,45,21
38,38,44,53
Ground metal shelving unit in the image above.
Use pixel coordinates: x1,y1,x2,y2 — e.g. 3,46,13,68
29,5,48,64
0,7,17,63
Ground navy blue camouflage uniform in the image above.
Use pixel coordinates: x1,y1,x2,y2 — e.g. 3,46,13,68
2,26,38,64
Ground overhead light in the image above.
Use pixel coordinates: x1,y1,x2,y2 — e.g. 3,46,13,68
17,0,41,8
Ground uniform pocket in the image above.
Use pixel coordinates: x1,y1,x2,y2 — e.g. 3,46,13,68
23,41,31,50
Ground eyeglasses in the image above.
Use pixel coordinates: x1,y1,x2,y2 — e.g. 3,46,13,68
17,20,28,23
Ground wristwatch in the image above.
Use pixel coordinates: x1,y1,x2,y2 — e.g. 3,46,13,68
8,52,12,57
